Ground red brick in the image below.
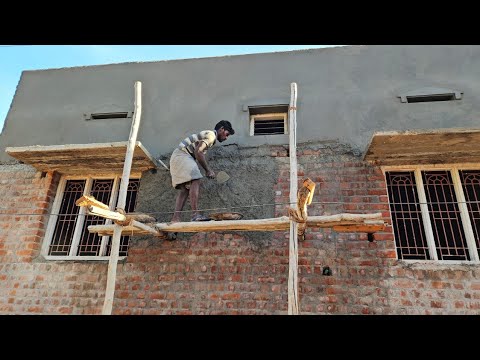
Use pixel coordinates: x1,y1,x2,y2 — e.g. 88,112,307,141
0,151,479,315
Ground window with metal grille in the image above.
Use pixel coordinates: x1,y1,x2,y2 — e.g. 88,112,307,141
42,175,140,260
385,168,480,262
248,105,288,136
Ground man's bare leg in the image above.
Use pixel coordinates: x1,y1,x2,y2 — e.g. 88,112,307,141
171,184,189,223
189,179,201,218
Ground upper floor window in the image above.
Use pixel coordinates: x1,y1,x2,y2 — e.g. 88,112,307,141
385,167,480,262
42,175,140,260
83,110,133,121
248,105,288,136
88,112,129,120
397,87,463,103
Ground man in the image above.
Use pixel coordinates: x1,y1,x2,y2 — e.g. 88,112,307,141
169,120,235,228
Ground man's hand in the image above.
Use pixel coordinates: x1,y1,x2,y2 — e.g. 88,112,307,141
195,142,215,179
206,170,216,179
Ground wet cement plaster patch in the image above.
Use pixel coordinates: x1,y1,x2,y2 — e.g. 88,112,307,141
134,144,279,247
134,140,365,248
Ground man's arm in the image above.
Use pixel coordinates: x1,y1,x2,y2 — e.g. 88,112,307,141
194,142,215,179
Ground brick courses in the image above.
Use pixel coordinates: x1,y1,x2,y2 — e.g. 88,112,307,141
1,147,479,315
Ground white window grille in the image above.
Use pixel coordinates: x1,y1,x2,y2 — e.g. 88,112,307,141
385,166,480,262
42,175,140,260
250,113,288,136
247,104,289,136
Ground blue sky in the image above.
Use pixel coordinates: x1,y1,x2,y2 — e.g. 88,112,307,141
0,45,346,133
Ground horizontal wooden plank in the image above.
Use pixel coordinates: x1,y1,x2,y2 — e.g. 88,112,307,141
89,213,386,236
332,224,385,232
76,195,110,209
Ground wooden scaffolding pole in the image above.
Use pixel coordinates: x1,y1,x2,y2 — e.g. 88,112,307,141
78,193,386,236
86,212,385,235
288,82,299,315
102,81,143,315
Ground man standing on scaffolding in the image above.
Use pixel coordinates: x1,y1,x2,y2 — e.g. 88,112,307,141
167,120,235,238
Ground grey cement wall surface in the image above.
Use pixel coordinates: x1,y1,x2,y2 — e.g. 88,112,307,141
1,45,480,163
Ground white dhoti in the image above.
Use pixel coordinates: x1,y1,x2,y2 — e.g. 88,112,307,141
169,148,203,189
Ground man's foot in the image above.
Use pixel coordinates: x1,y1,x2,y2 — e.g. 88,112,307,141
157,231,169,240
191,214,211,221
166,232,178,241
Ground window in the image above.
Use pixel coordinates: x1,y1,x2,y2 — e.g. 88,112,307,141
404,94,456,103
84,111,132,121
248,105,288,136
385,168,480,262
398,87,462,103
42,175,140,260
250,113,287,135
90,112,129,120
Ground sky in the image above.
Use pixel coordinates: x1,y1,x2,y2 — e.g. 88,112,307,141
0,45,346,133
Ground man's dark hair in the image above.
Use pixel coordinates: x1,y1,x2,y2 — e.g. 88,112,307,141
215,120,235,135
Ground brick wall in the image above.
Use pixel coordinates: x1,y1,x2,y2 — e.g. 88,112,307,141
0,165,107,314
1,146,479,315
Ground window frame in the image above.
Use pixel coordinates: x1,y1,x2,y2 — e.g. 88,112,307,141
382,163,480,264
397,87,462,103
249,112,288,136
41,173,141,261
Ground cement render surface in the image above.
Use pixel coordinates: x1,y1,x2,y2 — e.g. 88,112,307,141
2,45,480,163
135,144,279,246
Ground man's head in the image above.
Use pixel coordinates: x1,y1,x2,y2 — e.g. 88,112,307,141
214,120,235,142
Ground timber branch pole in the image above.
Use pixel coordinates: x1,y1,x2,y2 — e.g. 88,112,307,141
288,82,299,315
102,81,142,315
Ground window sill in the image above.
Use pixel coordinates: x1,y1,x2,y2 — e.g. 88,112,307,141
43,255,127,262
399,259,480,266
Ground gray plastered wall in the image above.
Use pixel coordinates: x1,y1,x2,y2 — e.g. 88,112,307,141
1,45,480,164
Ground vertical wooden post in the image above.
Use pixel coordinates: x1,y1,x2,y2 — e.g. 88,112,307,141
288,82,299,315
102,81,142,315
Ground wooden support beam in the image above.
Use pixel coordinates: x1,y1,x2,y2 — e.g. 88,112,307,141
80,196,385,234
126,213,157,223
76,195,110,210
88,213,385,236
288,82,299,315
95,220,164,237
91,216,290,235
289,178,316,241
130,220,164,237
307,213,383,227
87,205,128,222
332,224,385,233
77,195,164,238
102,81,142,316
77,195,158,225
